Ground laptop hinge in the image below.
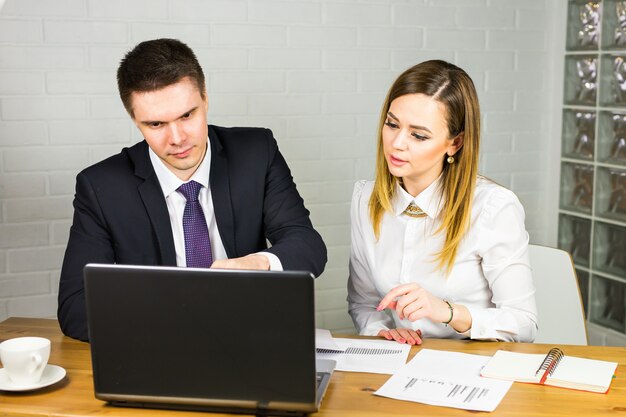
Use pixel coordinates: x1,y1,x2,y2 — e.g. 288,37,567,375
255,401,270,417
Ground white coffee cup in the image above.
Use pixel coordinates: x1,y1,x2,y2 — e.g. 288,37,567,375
0,337,50,386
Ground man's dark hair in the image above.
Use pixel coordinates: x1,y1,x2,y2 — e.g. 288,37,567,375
117,38,206,118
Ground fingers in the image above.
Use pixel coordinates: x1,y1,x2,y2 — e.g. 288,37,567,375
386,328,422,345
401,328,422,345
409,329,423,345
402,294,431,322
388,328,405,344
377,283,420,311
395,291,419,320
377,330,393,340
379,328,423,345
385,288,425,321
378,284,438,322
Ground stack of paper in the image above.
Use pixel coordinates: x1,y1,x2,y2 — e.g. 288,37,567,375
375,349,513,412
315,330,618,412
316,336,411,375
314,331,511,411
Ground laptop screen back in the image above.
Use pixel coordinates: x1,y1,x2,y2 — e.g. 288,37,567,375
84,264,317,410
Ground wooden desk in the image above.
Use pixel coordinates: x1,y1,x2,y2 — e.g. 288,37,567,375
0,317,624,416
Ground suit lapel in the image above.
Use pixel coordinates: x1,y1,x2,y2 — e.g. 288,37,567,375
208,126,237,257
129,141,177,266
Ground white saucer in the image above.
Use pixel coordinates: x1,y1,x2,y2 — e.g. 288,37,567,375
0,365,66,391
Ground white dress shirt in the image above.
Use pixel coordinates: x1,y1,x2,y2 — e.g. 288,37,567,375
348,176,537,342
149,143,282,270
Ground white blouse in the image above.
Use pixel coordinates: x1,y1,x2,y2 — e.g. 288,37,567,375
347,176,538,342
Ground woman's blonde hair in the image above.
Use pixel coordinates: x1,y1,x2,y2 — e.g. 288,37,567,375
369,60,480,272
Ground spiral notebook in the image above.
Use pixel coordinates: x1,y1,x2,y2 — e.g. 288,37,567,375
480,349,617,393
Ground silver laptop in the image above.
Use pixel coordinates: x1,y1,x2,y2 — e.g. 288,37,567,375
84,263,335,416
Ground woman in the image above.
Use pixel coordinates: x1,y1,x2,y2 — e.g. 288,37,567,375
348,60,537,345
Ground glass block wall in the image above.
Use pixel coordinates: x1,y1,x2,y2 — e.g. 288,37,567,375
561,0,626,345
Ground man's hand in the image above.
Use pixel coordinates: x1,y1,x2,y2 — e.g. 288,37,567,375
210,254,270,270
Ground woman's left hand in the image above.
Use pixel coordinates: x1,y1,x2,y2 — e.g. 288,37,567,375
377,283,451,323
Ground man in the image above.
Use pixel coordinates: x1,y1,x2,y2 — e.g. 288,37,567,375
58,39,327,341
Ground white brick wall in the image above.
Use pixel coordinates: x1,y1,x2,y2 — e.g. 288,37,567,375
0,0,565,333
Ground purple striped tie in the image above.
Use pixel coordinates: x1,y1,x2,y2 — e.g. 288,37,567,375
177,181,213,268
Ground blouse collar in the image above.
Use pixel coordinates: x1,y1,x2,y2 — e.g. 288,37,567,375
392,175,445,219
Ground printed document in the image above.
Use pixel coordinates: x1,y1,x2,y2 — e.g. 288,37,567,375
316,337,410,375
315,329,345,351
375,349,512,412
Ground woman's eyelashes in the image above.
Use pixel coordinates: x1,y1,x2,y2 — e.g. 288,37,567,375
385,120,429,141
411,132,428,141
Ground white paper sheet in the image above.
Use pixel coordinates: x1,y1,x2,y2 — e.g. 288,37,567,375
315,329,344,351
375,349,513,412
315,338,410,374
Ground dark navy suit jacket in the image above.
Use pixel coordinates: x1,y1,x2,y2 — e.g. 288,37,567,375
58,125,327,341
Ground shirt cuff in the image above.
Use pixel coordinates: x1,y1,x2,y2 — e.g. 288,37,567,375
255,252,283,271
354,312,394,336
360,322,390,336
466,306,517,341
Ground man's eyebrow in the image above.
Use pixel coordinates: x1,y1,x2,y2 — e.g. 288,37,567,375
179,106,198,118
387,111,432,133
139,106,199,126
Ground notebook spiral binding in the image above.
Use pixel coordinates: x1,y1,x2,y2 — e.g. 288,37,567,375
535,347,565,377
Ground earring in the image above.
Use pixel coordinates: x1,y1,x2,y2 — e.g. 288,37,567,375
447,155,455,164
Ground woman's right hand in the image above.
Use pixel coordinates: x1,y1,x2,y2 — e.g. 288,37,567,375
378,328,422,345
